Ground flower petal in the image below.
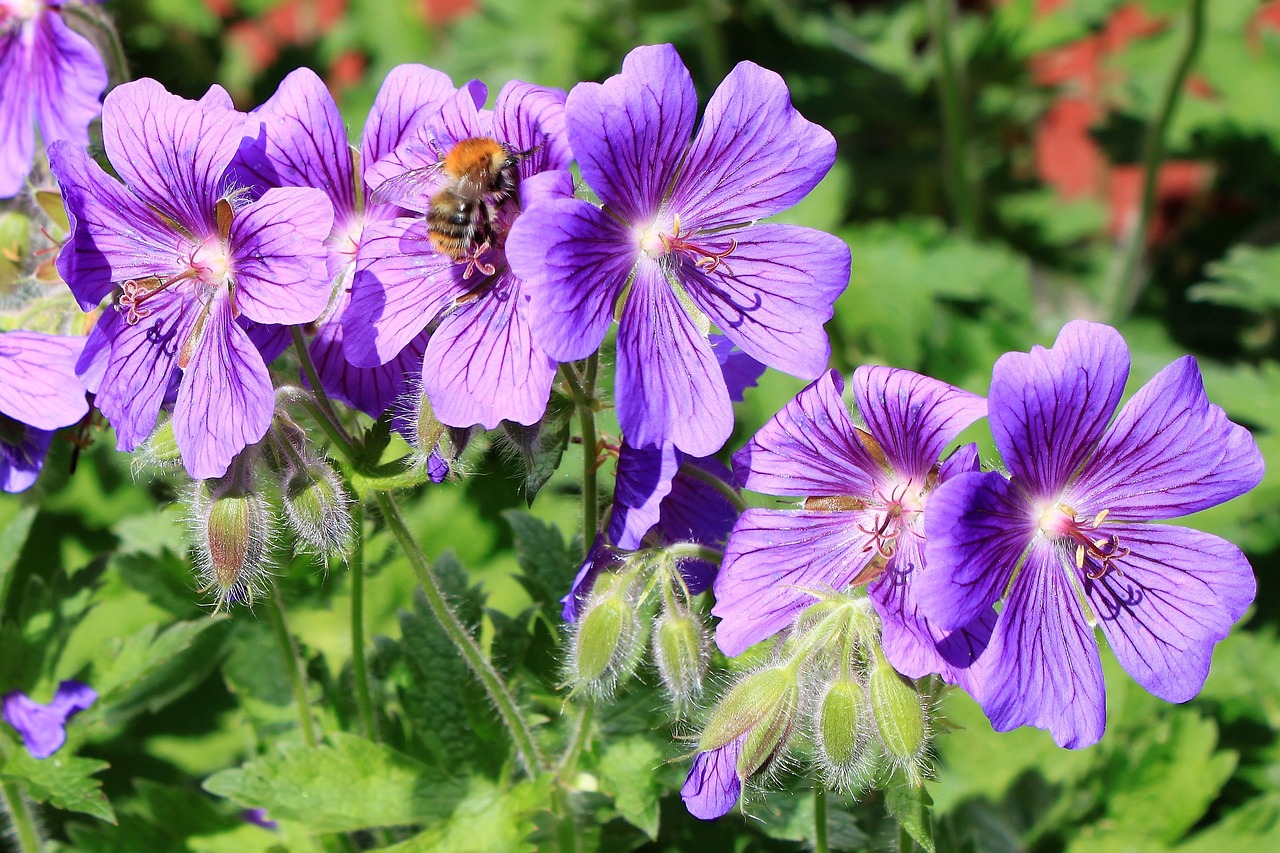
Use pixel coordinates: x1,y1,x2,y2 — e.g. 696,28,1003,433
345,216,467,367
685,224,848,380
1071,355,1265,520
669,60,835,228
616,261,731,456
173,298,273,479
102,79,247,235
422,275,558,429
661,456,739,595
508,197,634,362
609,442,681,550
853,366,987,481
989,320,1129,499
565,43,695,221
1088,522,1255,704
0,426,53,494
709,335,765,402
732,370,878,498
0,28,34,197
713,508,879,656
230,186,335,325
32,12,107,148
48,141,187,311
979,542,1107,749
682,737,744,821
561,534,623,622
493,81,571,175
361,63,458,172
917,470,1034,633
0,331,88,430
1,680,96,760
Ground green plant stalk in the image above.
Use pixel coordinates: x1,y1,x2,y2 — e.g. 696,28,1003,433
1107,0,1206,321
374,490,545,774
1,781,40,853
291,327,356,449
65,5,129,86
350,504,378,741
814,786,829,853
560,356,600,556
268,585,319,748
678,461,748,513
928,0,980,238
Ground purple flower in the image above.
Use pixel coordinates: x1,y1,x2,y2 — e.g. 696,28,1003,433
915,321,1264,748
48,79,334,479
713,368,993,695
241,808,279,831
344,77,571,430
680,735,744,820
0,0,107,197
0,331,88,492
234,66,449,418
2,680,96,759
506,43,850,458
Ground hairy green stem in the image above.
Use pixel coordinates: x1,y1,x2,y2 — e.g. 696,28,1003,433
65,5,129,86
374,491,544,773
814,786,829,853
268,585,318,748
928,0,980,238
350,504,377,741
1,781,41,853
678,461,748,513
1107,0,1206,321
560,357,600,556
291,328,356,449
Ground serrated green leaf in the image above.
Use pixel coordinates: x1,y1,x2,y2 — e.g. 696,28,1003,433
504,511,578,607
204,732,460,833
370,775,553,853
1,750,114,823
597,736,663,839
885,776,936,853
501,393,573,506
90,618,230,720
1178,793,1280,853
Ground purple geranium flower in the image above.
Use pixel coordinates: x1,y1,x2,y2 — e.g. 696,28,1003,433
0,0,107,197
915,321,1264,748
2,680,96,759
233,66,450,418
713,367,994,695
506,43,850,458
0,330,88,492
344,77,571,430
48,79,334,479
681,734,744,820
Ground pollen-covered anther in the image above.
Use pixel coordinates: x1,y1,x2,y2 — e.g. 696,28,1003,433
118,271,198,324
1047,502,1129,580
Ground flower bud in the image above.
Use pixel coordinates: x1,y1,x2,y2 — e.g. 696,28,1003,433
282,458,354,559
570,592,644,695
654,610,708,708
735,680,798,779
700,666,795,753
868,654,927,778
187,462,274,610
815,676,875,792
135,418,182,471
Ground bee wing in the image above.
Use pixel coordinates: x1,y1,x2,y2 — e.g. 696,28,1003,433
369,164,444,208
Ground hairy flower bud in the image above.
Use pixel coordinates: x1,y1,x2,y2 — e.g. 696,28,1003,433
135,418,182,471
570,591,644,695
868,653,928,779
282,458,353,560
735,679,798,779
187,458,274,610
815,676,875,792
700,666,795,753
655,610,708,708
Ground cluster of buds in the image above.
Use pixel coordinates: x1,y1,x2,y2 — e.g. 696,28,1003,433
567,545,713,709
687,590,931,816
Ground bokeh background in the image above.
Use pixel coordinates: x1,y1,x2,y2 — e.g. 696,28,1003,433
5,0,1280,850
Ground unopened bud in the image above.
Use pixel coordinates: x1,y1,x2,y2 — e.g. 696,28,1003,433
816,676,875,792
868,655,927,777
571,592,643,695
655,611,707,707
700,666,795,752
187,465,274,610
413,393,446,456
736,680,798,779
135,419,182,471
283,459,353,559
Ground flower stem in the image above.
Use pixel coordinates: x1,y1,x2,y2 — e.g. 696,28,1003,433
928,0,980,238
290,327,356,449
374,490,544,774
64,5,130,86
678,461,748,513
560,357,600,557
350,504,377,741
1106,0,1206,321
268,585,318,748
814,786,829,853
1,781,41,853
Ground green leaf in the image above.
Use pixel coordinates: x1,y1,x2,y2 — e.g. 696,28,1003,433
1178,794,1280,853
500,393,573,506
504,511,578,607
203,732,460,834
90,618,230,721
885,776,936,853
0,211,30,292
1,749,114,823
597,736,663,839
0,504,36,611
370,775,553,853
1190,245,1280,315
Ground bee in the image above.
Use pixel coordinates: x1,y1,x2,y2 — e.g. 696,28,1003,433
371,137,535,278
